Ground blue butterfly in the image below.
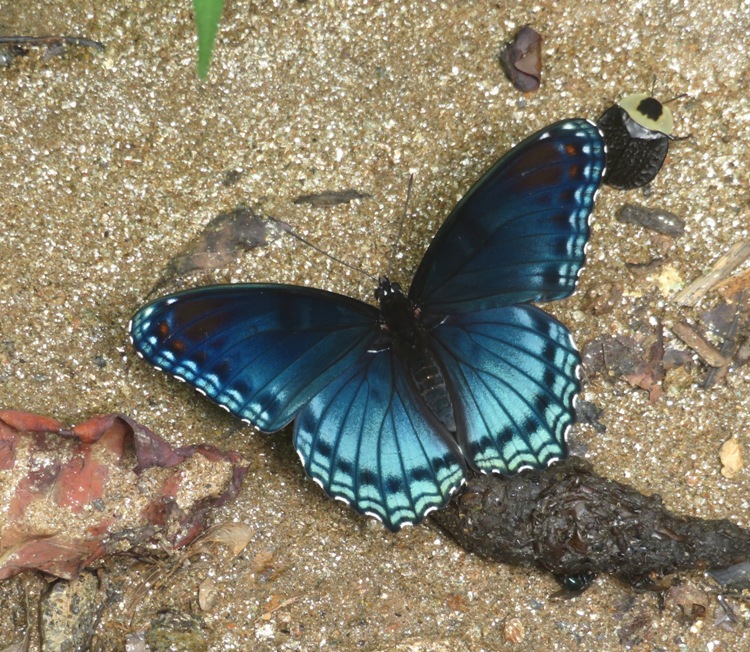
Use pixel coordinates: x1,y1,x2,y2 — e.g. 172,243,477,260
129,119,605,531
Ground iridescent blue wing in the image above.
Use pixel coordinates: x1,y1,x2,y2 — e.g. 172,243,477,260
129,284,380,432
294,349,466,530
130,284,467,530
409,119,605,313
427,304,580,473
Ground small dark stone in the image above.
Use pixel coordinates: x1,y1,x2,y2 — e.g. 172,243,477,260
500,26,542,92
221,169,243,186
616,203,686,237
708,560,750,590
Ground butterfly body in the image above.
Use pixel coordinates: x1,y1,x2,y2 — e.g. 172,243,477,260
376,278,457,434
130,119,606,530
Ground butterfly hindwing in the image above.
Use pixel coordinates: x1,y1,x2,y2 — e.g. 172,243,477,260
427,304,579,473
294,349,466,530
409,119,605,313
129,284,380,432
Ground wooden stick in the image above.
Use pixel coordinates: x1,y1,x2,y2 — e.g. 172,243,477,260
673,241,750,306
672,321,727,367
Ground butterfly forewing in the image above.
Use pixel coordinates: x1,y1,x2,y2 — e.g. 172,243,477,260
130,285,380,432
131,284,469,530
409,119,605,313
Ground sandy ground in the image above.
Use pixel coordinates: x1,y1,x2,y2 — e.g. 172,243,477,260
1,1,749,650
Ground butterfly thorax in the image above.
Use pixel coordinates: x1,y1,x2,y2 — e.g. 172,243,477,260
375,278,456,433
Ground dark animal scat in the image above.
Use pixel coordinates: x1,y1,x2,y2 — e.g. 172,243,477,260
431,457,750,587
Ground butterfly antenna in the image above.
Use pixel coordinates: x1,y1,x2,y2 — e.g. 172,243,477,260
274,218,379,284
387,174,415,279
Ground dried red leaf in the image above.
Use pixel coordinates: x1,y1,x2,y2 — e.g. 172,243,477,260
0,410,63,432
0,411,247,580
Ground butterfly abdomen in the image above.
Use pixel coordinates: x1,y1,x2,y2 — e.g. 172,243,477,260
377,277,457,434
407,346,456,433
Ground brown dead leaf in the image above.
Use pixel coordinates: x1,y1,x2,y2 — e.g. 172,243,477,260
193,522,254,559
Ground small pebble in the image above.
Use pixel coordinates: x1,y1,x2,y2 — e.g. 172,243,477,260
616,203,685,237
720,437,744,479
500,26,542,92
503,617,525,643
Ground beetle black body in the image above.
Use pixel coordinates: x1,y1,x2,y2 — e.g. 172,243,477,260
597,94,677,189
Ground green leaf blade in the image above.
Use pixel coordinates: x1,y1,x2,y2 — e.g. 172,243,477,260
193,0,225,79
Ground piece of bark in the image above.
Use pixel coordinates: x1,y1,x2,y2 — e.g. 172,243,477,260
292,189,370,207
671,321,727,367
